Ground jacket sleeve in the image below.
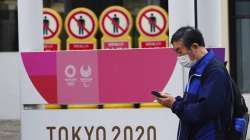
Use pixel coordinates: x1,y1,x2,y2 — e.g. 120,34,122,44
171,68,230,125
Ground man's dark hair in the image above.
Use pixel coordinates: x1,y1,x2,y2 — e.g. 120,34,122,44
171,26,205,49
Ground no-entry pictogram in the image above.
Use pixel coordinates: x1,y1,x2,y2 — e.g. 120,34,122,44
65,8,98,39
137,6,168,37
43,8,62,40
100,6,132,37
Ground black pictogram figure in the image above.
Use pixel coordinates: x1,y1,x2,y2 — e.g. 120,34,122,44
112,14,120,33
78,16,86,35
149,13,156,33
43,16,50,35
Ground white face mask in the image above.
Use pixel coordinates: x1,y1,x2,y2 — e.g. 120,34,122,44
177,54,197,68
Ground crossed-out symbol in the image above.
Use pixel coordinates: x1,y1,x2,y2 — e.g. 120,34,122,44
68,11,95,39
43,12,59,39
102,9,129,37
139,9,167,36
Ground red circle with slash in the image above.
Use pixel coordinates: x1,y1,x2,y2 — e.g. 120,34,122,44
43,11,59,39
101,9,130,37
138,8,167,37
67,11,95,39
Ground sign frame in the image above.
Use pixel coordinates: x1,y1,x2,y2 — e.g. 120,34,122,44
43,8,62,51
65,8,98,50
136,6,168,37
99,7,132,37
43,8,62,40
65,8,98,39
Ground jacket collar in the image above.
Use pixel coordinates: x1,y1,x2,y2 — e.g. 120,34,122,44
190,50,216,76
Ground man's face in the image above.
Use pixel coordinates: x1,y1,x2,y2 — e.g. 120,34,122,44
172,41,196,61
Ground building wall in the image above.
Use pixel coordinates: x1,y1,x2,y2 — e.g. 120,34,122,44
0,53,20,119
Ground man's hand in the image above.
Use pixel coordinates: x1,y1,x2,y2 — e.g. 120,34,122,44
156,93,176,108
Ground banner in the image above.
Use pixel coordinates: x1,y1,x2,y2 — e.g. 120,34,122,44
21,48,177,104
22,109,178,140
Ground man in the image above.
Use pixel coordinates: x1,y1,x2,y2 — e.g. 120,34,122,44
157,26,232,140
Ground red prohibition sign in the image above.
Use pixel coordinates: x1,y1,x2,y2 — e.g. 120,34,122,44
102,9,130,37
43,11,59,39
67,11,95,39
139,8,167,37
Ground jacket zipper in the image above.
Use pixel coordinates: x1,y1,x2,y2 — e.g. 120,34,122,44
178,74,202,140
177,121,181,140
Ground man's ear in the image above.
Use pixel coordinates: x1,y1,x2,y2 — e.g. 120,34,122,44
191,43,199,50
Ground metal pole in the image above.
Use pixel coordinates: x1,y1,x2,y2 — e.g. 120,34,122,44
194,0,198,28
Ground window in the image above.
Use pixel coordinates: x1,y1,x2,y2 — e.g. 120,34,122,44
229,0,250,93
0,0,18,52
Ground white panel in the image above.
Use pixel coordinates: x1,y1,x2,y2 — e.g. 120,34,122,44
197,0,221,48
18,0,43,51
163,62,184,96
220,0,230,69
0,53,20,119
168,0,195,89
18,0,46,104
20,54,46,104
22,109,178,140
168,0,195,38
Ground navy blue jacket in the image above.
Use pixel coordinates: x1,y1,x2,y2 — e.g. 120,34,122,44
171,52,232,140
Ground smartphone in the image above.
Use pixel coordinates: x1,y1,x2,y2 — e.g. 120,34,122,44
151,91,166,98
